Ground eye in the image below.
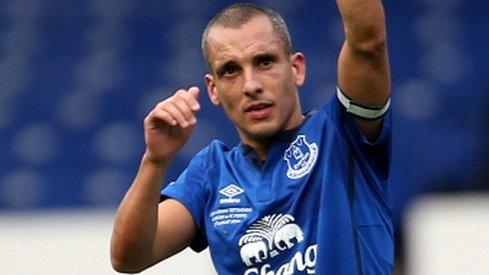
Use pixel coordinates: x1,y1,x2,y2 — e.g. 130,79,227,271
223,66,238,76
257,55,276,68
260,59,271,67
219,63,240,78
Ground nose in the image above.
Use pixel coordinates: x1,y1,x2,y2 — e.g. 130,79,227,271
242,68,262,97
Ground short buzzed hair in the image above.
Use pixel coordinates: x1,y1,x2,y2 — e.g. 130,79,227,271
201,3,293,71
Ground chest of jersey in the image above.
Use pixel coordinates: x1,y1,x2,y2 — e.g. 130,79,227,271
204,135,324,274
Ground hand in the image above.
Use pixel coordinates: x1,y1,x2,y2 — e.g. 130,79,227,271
143,87,201,164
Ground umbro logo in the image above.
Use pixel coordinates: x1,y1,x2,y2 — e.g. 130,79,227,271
219,184,244,204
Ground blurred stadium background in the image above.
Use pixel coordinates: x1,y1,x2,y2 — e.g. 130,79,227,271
0,0,488,274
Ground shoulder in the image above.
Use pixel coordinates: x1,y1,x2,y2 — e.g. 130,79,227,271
316,92,345,125
192,139,236,170
299,95,343,137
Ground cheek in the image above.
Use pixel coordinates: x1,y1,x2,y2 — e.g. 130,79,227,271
217,82,242,110
217,93,241,119
221,101,236,116
276,75,299,111
278,71,298,97
272,65,294,87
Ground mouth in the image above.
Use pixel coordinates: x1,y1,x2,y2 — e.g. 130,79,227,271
244,102,274,119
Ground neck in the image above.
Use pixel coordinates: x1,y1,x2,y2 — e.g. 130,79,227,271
243,138,271,161
239,114,305,161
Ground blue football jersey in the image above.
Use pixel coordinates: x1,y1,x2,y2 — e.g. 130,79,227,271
162,94,393,275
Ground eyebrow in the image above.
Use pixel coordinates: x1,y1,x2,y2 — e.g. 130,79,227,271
252,53,278,64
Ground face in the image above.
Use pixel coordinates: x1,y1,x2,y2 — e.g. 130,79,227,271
204,15,306,146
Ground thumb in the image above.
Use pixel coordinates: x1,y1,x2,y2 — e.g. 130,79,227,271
188,86,200,100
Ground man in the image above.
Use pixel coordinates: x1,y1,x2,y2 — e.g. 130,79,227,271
111,1,392,274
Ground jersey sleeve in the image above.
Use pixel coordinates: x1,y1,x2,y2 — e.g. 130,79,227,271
161,148,209,252
321,91,392,188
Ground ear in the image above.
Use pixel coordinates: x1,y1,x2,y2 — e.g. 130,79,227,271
205,73,220,105
290,52,306,87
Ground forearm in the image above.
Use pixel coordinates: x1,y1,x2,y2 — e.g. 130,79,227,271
336,0,387,54
336,0,390,104
336,0,390,140
110,154,170,272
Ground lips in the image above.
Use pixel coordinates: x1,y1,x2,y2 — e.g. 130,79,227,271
244,102,274,119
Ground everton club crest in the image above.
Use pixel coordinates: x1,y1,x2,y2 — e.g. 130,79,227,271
284,135,318,179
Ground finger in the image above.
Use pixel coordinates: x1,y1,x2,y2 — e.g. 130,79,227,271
164,103,190,128
187,86,200,101
151,108,177,126
173,94,197,124
176,88,201,112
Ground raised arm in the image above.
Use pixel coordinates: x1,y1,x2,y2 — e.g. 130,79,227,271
336,0,390,139
110,87,201,273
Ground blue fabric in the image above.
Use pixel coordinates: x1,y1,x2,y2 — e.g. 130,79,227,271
162,93,393,274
